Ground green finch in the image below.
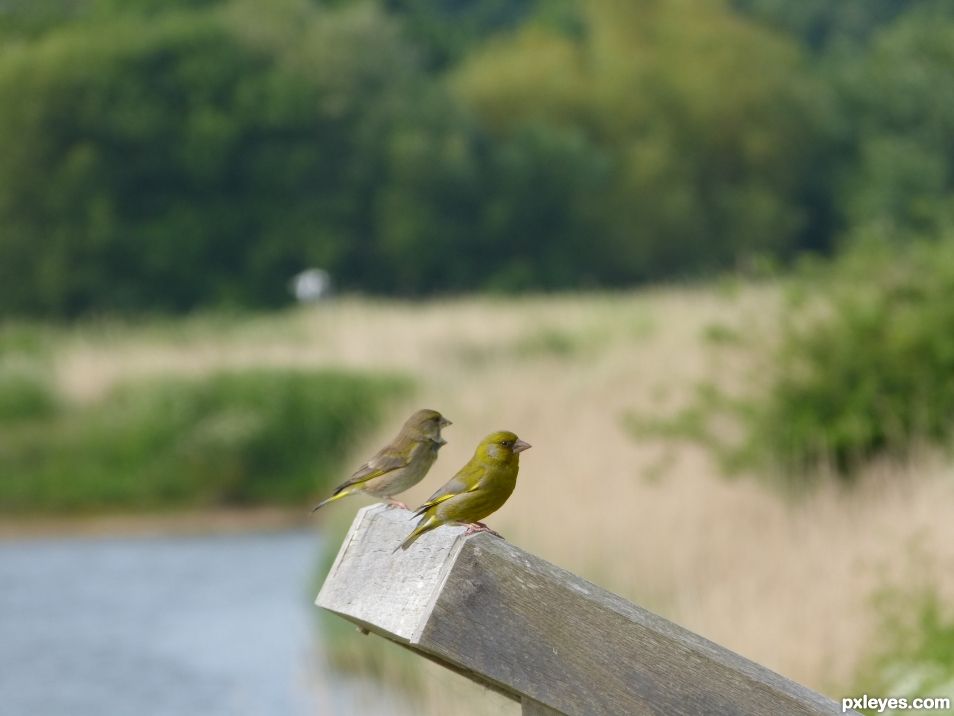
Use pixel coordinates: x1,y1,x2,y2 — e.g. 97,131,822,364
312,409,451,511
398,430,531,551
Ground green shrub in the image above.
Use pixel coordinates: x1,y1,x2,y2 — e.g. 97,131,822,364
624,238,954,483
0,368,411,513
752,238,954,476
0,362,59,423
0,323,56,357
855,573,954,716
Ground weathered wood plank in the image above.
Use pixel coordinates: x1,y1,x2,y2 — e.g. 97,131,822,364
522,696,564,715
317,504,466,640
317,505,854,716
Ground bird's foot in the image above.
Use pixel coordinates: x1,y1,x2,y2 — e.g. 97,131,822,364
463,522,502,538
384,498,409,510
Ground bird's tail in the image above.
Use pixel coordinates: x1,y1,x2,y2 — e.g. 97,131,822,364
397,514,439,552
311,489,351,512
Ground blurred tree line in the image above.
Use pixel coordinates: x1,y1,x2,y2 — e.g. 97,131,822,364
1,0,953,315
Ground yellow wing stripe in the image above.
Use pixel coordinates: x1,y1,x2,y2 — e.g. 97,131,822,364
414,484,479,517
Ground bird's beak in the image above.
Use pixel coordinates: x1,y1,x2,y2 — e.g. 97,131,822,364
513,439,531,453
436,437,447,446
440,417,452,427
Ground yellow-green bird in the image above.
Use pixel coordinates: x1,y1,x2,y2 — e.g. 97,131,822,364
312,409,451,511
398,430,531,551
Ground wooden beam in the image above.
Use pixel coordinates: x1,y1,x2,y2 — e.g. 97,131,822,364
317,505,853,716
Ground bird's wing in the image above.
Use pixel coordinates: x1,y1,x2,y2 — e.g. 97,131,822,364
331,447,410,494
412,472,480,518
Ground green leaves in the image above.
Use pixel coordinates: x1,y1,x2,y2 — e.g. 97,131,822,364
0,367,412,512
0,2,428,315
753,238,954,476
452,0,825,281
836,10,954,241
3,0,954,315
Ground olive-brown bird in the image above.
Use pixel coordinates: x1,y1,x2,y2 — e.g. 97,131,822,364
312,409,451,511
398,430,530,551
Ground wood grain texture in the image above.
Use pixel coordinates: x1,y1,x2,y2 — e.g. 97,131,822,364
316,504,469,640
317,505,854,716
522,696,565,715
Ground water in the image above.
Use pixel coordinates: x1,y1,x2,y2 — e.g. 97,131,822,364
0,530,409,716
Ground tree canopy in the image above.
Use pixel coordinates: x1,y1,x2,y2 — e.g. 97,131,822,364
0,0,951,314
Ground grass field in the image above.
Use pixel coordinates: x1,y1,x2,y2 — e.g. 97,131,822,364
11,285,954,712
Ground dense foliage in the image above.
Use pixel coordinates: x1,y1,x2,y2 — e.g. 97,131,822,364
748,238,954,476
0,0,953,314
0,363,411,511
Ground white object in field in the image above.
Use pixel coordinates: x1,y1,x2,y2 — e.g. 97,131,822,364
291,268,332,303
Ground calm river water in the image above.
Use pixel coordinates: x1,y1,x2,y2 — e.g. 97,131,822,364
0,529,410,716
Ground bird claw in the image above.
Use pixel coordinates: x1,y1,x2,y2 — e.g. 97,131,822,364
385,499,409,510
463,522,502,538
